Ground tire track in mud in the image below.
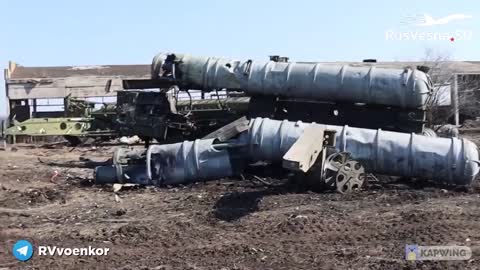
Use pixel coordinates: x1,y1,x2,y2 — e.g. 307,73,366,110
3,145,480,269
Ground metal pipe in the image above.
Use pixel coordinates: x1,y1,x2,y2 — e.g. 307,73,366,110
94,140,243,186
152,52,432,109
94,164,149,185
241,118,479,185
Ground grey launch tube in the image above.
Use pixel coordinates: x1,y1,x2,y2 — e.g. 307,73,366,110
152,53,432,109
241,118,479,185
95,118,479,186
147,139,233,185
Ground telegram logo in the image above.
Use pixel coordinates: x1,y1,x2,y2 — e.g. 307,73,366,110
12,240,33,261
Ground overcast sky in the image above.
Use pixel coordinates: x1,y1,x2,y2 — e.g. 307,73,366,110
1,0,479,117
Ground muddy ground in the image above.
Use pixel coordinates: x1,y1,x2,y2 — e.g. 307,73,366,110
1,133,480,270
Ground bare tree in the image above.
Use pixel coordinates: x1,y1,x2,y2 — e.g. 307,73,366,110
422,48,480,127
421,48,455,126
456,74,480,123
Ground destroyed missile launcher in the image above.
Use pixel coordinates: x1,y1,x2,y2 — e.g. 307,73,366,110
115,91,173,142
114,90,250,143
151,52,433,133
94,52,480,194
95,117,480,192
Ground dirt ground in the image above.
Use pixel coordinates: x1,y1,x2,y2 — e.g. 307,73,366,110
1,133,480,270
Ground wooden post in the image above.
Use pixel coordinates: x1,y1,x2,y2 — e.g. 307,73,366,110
5,61,17,123
452,74,460,126
32,99,37,118
8,61,17,75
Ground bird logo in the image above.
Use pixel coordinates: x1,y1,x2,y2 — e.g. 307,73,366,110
401,14,473,27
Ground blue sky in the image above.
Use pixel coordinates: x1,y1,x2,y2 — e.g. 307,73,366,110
1,0,479,117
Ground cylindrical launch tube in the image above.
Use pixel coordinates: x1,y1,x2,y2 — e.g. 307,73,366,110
241,118,479,185
152,53,432,109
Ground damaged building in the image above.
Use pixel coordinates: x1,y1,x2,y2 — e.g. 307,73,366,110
3,61,150,122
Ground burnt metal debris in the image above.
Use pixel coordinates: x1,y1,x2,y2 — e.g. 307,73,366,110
5,91,249,145
115,90,249,144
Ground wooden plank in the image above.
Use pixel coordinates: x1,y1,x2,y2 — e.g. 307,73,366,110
7,85,119,99
202,116,249,141
7,85,66,99
8,61,17,75
282,124,325,173
6,75,147,99
122,78,177,89
7,78,60,86
65,87,119,97
4,61,16,82
65,76,124,88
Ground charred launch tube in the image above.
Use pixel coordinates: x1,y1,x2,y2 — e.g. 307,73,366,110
96,118,479,186
147,139,235,185
241,118,480,185
95,139,236,185
152,53,432,109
